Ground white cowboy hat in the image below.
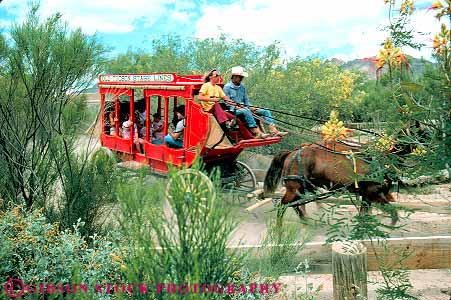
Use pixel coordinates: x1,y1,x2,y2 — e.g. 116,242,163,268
230,66,248,77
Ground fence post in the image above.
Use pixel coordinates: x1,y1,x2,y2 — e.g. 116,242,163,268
332,240,368,300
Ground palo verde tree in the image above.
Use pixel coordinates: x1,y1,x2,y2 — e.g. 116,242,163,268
107,33,281,77
376,0,451,178
0,4,105,210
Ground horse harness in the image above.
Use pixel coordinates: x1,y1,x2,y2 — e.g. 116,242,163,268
283,148,315,189
341,150,360,189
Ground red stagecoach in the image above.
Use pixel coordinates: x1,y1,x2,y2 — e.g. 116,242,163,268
98,72,283,192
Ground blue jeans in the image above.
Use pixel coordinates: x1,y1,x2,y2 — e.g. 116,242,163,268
164,135,183,148
233,107,274,128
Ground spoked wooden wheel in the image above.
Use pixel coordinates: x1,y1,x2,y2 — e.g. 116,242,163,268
164,169,216,223
223,161,257,194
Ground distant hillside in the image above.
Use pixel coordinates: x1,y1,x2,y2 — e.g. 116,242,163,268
331,56,435,79
82,84,98,94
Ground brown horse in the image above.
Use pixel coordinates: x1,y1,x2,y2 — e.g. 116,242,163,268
264,142,398,226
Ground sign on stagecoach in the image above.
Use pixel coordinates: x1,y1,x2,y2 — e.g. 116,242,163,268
99,73,175,84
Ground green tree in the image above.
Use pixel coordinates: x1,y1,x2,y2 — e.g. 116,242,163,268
0,4,106,212
377,0,451,178
251,58,366,119
107,34,280,77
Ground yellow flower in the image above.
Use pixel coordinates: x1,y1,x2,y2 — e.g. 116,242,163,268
433,24,450,54
12,207,21,217
321,111,351,143
412,146,427,156
376,57,386,70
110,253,123,263
375,135,395,152
92,262,103,269
433,35,441,49
431,1,443,9
400,0,415,14
375,37,408,73
232,270,241,279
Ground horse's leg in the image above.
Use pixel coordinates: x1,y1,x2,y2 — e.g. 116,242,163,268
388,204,399,226
380,192,399,226
277,181,303,226
287,181,307,221
293,189,307,219
276,204,287,228
293,204,307,219
358,195,372,217
361,191,399,226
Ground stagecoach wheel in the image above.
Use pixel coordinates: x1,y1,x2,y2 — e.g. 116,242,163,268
223,161,257,194
272,197,281,207
164,169,216,223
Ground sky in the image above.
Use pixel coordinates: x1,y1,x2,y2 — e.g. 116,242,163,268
0,0,442,61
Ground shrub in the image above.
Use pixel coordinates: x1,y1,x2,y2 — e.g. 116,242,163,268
0,207,124,299
117,161,244,299
46,148,121,238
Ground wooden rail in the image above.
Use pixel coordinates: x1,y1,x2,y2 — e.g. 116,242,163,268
230,235,451,272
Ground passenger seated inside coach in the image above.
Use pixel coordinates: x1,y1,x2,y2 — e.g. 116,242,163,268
164,105,185,149
107,111,117,135
150,113,163,145
134,110,143,138
122,113,144,153
136,100,146,125
121,113,135,139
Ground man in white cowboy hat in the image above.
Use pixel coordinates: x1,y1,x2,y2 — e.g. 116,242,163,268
223,66,288,137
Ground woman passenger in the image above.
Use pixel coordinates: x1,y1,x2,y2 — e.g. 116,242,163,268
197,69,237,128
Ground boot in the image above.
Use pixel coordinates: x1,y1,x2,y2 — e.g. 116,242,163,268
251,127,269,139
268,125,288,137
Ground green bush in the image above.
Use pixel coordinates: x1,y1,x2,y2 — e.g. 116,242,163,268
117,161,244,299
47,148,121,238
0,207,124,298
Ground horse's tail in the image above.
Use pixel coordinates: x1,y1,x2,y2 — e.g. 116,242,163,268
264,150,291,194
